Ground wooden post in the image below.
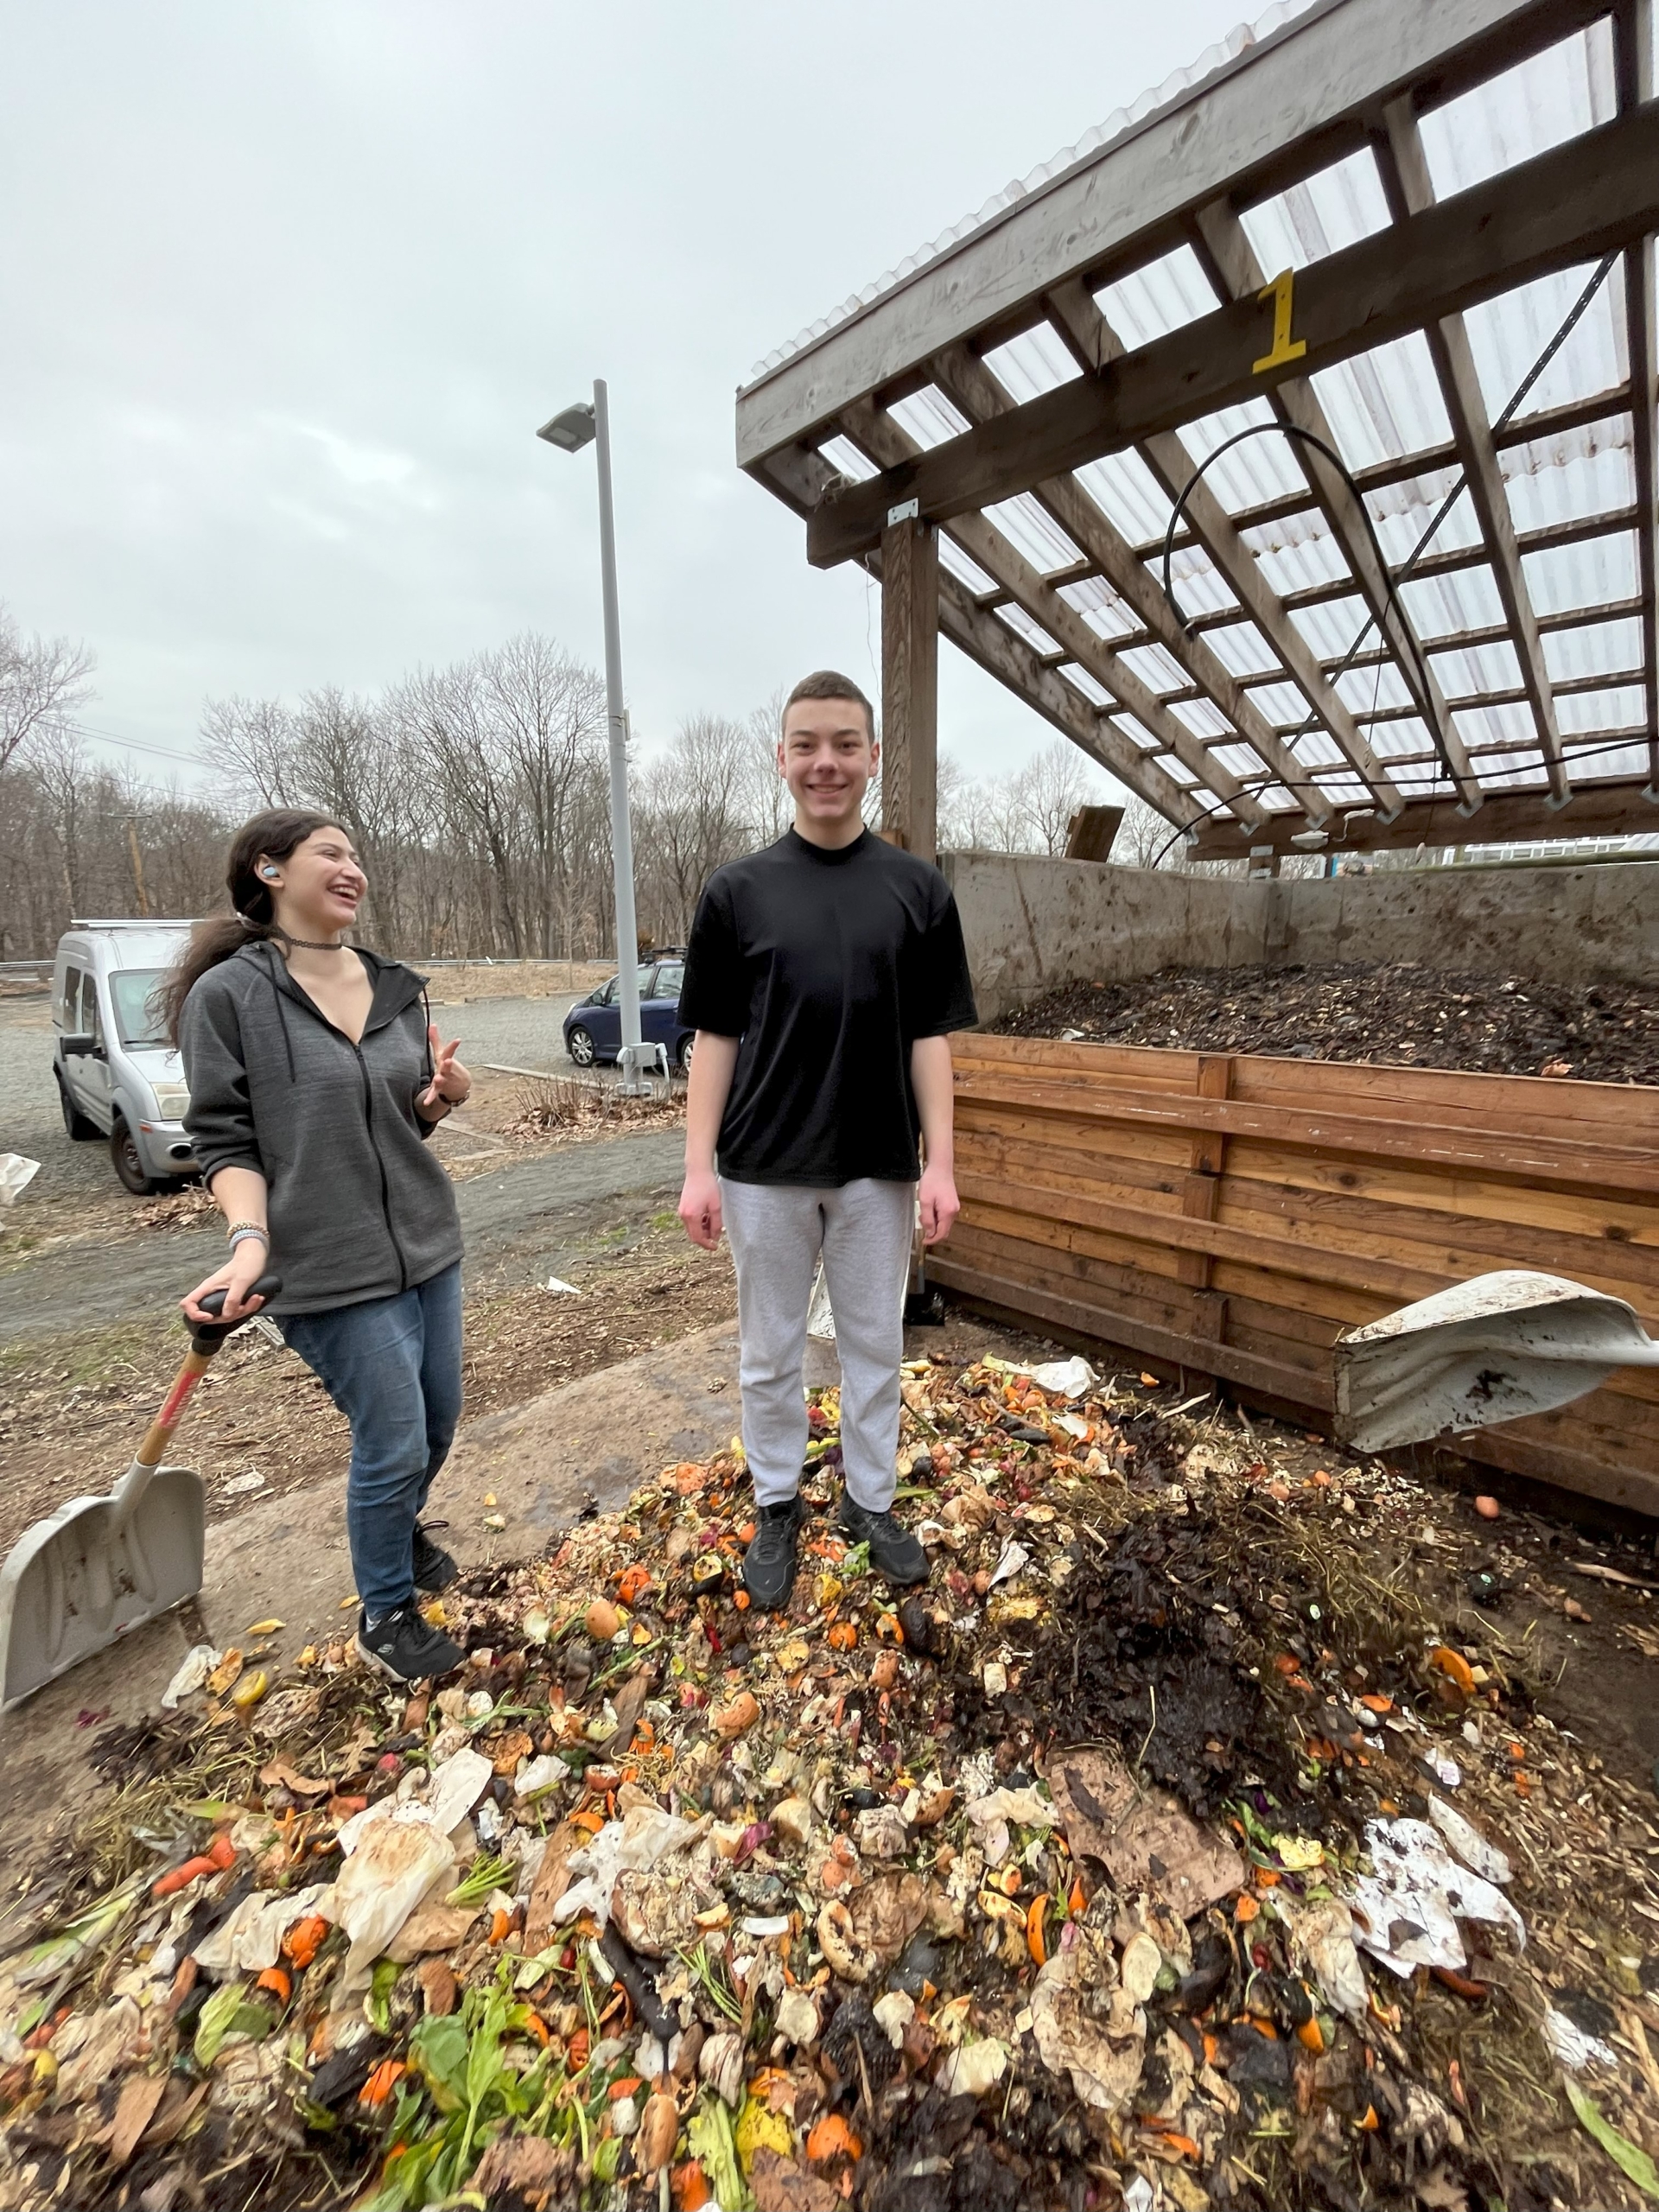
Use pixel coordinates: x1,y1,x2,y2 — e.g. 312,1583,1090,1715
880,510,938,860
1177,1054,1234,1341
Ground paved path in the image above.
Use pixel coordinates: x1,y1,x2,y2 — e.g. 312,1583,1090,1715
0,1126,686,1344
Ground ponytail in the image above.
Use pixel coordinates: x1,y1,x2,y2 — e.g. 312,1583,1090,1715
162,808,342,1044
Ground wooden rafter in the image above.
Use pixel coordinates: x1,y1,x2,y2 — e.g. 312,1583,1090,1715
1119,505,1641,646
1188,774,1659,859
924,340,1334,824
1044,277,1404,817
891,553,1211,832
1161,385,1630,551
841,398,1268,830
736,0,1610,467
805,102,1659,566
1185,195,1483,816
1375,98,1567,804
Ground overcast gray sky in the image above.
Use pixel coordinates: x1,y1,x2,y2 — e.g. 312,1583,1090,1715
3,0,1259,791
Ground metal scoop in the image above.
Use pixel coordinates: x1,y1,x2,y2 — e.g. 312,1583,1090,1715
0,1274,280,1710
1333,1268,1659,1453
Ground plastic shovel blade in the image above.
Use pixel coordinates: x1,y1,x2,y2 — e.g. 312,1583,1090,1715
0,1464,206,1709
1332,1270,1659,1453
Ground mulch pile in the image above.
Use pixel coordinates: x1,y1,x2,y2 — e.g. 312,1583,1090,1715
995,964,1659,1086
3,1360,1658,2211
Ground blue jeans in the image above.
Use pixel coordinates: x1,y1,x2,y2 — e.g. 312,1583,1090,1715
282,1263,463,1619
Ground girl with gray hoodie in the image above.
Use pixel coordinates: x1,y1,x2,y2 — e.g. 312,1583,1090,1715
166,809,472,1684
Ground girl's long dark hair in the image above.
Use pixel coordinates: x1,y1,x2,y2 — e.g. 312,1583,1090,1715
162,809,345,1044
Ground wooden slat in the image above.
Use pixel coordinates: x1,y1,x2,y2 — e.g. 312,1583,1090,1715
961,1117,1659,1296
953,1068,1659,1195
956,1032,1659,1141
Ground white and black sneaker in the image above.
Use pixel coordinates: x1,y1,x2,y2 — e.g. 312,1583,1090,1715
357,1600,464,1683
411,1521,459,1594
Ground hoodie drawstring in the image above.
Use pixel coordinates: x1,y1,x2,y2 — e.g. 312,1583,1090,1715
263,944,298,1082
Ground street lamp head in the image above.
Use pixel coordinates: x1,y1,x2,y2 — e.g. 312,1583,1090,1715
537,403,596,454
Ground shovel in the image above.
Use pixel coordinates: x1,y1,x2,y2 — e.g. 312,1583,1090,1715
0,1273,280,1710
1332,1269,1659,1453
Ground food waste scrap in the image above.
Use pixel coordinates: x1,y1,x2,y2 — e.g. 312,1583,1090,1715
3,1357,1658,2212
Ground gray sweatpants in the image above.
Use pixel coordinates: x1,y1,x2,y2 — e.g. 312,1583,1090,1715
721,1177,917,1513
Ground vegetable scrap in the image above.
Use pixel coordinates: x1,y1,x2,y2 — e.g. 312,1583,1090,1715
2,1357,1657,2209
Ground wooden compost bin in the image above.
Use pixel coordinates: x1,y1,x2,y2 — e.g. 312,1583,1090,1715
931,1033,1659,1521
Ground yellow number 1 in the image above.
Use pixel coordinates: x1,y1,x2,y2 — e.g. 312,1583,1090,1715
1252,268,1307,373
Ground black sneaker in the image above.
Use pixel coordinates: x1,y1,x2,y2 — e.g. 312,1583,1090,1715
358,1601,464,1683
741,1497,808,1611
839,1497,929,1586
411,1521,459,1594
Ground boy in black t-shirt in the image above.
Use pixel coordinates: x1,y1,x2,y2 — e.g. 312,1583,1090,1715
677,671,978,1608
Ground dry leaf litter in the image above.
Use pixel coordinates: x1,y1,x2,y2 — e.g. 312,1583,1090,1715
3,1357,1658,2212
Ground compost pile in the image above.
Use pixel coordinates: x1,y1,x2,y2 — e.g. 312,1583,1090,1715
3,1366,1659,2212
995,963,1659,1085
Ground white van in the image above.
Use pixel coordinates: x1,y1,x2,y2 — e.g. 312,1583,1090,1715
53,921,197,1193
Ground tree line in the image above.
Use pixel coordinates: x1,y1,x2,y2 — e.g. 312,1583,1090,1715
1,604,1160,963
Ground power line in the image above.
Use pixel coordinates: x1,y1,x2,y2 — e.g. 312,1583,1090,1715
67,721,205,768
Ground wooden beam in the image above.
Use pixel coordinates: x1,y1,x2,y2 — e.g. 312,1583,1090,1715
1135,504,1640,642
1188,773,1659,859
880,512,938,860
842,398,1266,830
1188,194,1482,815
806,100,1659,567
1615,0,1659,792
925,340,1332,824
1045,276,1404,817
1160,384,1631,552
917,557,1211,830
737,0,1605,466
1376,98,1567,803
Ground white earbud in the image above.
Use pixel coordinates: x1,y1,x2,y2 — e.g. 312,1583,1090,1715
262,866,280,880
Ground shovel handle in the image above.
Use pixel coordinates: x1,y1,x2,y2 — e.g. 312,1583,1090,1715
133,1274,283,1469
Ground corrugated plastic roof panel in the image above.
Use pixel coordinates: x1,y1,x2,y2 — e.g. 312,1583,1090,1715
746,0,1658,849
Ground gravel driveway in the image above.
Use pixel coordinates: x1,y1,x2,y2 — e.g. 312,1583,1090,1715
0,987,591,1217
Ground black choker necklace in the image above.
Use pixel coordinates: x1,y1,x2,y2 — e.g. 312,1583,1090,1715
276,930,348,952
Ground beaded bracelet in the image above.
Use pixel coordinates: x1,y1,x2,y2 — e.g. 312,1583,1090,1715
226,1222,270,1249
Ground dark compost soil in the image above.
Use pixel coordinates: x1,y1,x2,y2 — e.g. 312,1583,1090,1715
994,963,1659,1085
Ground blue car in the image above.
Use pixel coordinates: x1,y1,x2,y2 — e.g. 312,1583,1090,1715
563,954,694,1071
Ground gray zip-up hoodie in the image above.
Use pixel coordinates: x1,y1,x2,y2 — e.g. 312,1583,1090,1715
179,941,462,1316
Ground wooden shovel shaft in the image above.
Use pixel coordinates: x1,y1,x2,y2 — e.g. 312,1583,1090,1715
135,1347,216,1467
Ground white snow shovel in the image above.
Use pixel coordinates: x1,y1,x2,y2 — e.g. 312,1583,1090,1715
0,1274,280,1710
1332,1269,1659,1453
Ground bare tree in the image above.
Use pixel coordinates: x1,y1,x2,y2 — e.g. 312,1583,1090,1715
635,715,754,944
200,694,303,807
1023,740,1102,855
0,604,95,776
743,690,793,846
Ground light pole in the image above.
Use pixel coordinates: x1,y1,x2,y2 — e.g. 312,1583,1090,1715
537,380,663,1093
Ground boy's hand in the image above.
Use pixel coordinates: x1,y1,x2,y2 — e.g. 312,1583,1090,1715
918,1160,959,1245
678,1169,723,1250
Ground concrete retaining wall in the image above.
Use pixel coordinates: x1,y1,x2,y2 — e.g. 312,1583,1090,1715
939,849,1659,1020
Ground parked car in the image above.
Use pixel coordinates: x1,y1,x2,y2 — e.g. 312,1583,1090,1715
563,952,693,1070
53,921,197,1193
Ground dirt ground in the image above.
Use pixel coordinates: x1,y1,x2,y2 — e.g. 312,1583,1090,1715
996,961,1659,1084
0,1216,730,1563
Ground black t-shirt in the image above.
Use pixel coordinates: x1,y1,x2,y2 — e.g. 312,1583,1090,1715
677,829,978,1186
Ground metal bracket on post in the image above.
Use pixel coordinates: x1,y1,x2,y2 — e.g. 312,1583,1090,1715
617,1041,669,1097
